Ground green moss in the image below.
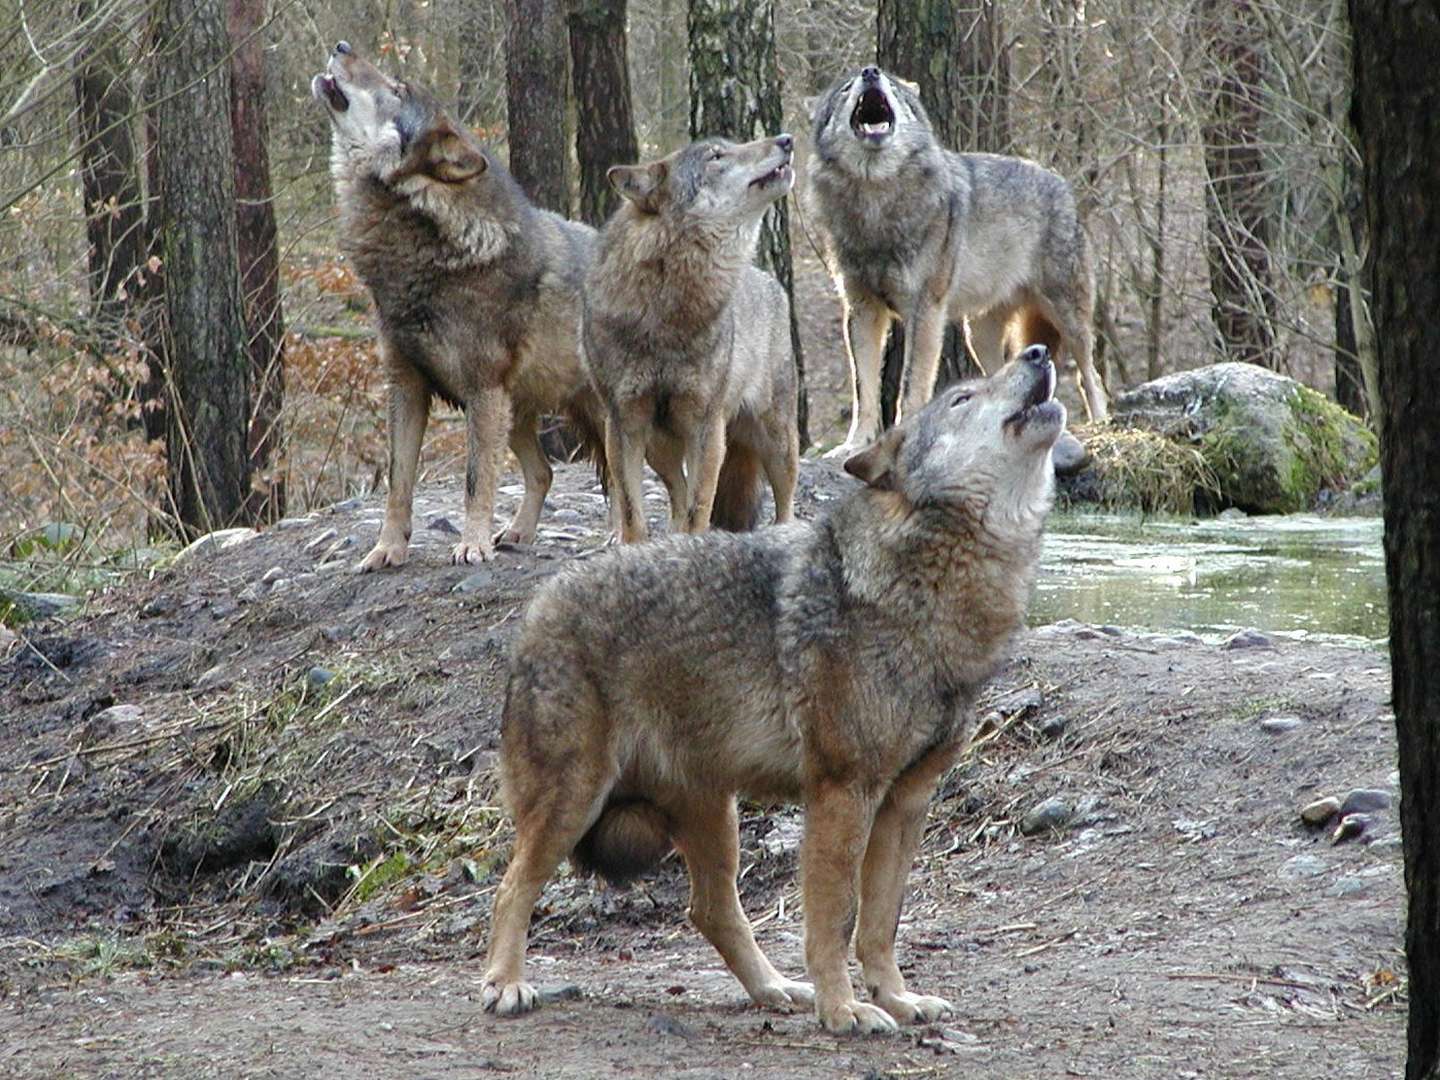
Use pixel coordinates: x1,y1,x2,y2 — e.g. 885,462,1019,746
1283,385,1378,502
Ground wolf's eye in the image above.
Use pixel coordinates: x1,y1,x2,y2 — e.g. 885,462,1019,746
708,148,724,162
950,392,973,409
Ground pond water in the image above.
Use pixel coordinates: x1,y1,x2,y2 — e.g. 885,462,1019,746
1031,511,1388,648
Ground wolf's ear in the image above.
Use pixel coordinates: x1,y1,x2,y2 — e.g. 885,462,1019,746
608,161,667,213
426,130,487,183
893,76,921,97
843,427,905,490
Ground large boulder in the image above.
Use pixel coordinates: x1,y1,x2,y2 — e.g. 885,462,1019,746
1109,363,1376,514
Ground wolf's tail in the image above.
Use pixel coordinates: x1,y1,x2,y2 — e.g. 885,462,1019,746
572,798,673,885
711,442,763,532
560,403,609,492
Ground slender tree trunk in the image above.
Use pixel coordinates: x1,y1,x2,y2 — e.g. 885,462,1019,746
657,0,688,150
1196,0,1280,369
72,4,147,350
688,0,808,446
505,0,570,214
152,0,252,536
875,0,1009,424
1148,90,1170,382
1352,4,1440,1078
569,0,639,226
1333,261,1364,416
229,0,285,523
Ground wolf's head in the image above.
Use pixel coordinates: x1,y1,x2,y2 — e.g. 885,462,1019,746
810,66,935,183
844,345,1064,530
606,134,795,230
313,43,518,261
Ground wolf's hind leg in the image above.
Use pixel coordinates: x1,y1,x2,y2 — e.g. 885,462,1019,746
760,424,800,525
455,383,511,564
682,410,728,534
496,416,552,546
896,301,948,424
604,398,652,543
826,294,890,459
673,796,813,1011
358,363,430,572
856,744,961,1025
646,434,690,535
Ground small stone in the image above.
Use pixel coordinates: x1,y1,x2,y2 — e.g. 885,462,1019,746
174,527,258,564
273,516,315,531
551,508,584,524
1300,796,1342,826
994,687,1043,717
1020,796,1073,836
1223,628,1275,651
427,515,461,536
260,566,285,585
644,1013,694,1039
538,985,582,1004
1327,877,1371,899
139,595,178,619
330,497,364,513
1217,507,1248,521
453,569,496,594
316,559,348,576
1339,788,1392,816
1260,716,1303,734
761,818,805,856
0,626,16,654
1051,432,1090,476
90,703,143,728
318,536,355,564
1332,813,1371,844
1278,854,1327,879
303,528,339,554
0,589,81,621
306,666,335,688
1036,714,1068,740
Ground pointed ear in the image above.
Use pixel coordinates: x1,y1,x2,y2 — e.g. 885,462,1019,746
425,129,487,183
843,427,905,490
893,76,920,97
607,161,667,213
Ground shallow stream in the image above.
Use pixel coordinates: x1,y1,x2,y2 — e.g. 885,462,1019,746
1032,511,1387,648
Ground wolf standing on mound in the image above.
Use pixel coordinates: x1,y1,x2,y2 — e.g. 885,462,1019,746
313,42,605,571
809,66,1108,459
483,346,1065,1035
582,135,800,541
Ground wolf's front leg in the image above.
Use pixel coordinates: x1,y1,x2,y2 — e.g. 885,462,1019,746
825,294,890,459
683,410,728,533
604,400,651,543
455,383,511,564
895,301,948,425
802,782,897,1035
856,745,959,1025
357,367,430,572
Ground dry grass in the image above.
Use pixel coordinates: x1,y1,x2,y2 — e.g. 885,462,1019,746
1066,422,1220,515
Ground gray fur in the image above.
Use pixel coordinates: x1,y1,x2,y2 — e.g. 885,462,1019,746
582,135,800,540
808,67,1108,460
482,347,1066,1034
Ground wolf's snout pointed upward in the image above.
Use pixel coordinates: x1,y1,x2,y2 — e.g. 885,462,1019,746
808,65,1107,460
484,351,1062,1034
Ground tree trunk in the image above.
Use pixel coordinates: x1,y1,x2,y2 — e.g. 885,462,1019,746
1196,0,1280,369
1333,260,1364,417
72,5,147,351
1351,4,1440,1078
505,0,571,214
229,0,285,523
875,0,1008,425
657,0,688,149
688,0,808,446
152,0,253,536
569,0,639,227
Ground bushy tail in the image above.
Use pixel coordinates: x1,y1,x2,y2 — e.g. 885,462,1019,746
572,798,673,885
711,442,763,532
558,404,609,492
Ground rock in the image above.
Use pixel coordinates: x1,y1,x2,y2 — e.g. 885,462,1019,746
1300,796,1342,826
1259,716,1303,734
1332,813,1371,844
260,566,285,585
1339,788,1392,816
1052,432,1090,476
317,536,355,564
1222,628,1274,651
306,666,335,689
644,1013,694,1039
762,818,805,856
89,703,144,729
538,984,582,1004
994,687,1043,717
0,588,81,621
551,508,584,524
1111,363,1376,513
427,515,461,536
1021,796,1073,836
1037,714,1069,740
174,528,259,564
1328,877,1372,899
453,569,496,594
1217,507,1248,521
0,625,16,655
1278,854,1327,879
273,516,315,531
303,528,339,554
329,497,364,513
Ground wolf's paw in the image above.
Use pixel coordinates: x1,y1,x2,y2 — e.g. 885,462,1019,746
873,989,953,1025
493,524,535,547
750,977,815,1012
356,539,408,573
481,978,539,1017
452,538,496,565
818,998,900,1036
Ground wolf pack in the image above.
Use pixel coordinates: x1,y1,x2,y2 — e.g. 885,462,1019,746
314,43,1098,1036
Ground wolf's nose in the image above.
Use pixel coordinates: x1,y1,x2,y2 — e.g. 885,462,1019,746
334,40,351,55
861,66,881,84
1020,344,1050,367
775,134,794,154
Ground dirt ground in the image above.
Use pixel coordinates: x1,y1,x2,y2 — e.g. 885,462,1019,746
0,458,1405,1078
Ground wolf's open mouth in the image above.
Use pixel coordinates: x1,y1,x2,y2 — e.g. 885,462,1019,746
750,161,792,188
1006,360,1060,429
315,73,349,113
850,87,894,140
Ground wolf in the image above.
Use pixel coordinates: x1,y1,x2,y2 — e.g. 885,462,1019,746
808,65,1107,459
582,135,800,542
481,345,1065,1035
313,42,605,571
